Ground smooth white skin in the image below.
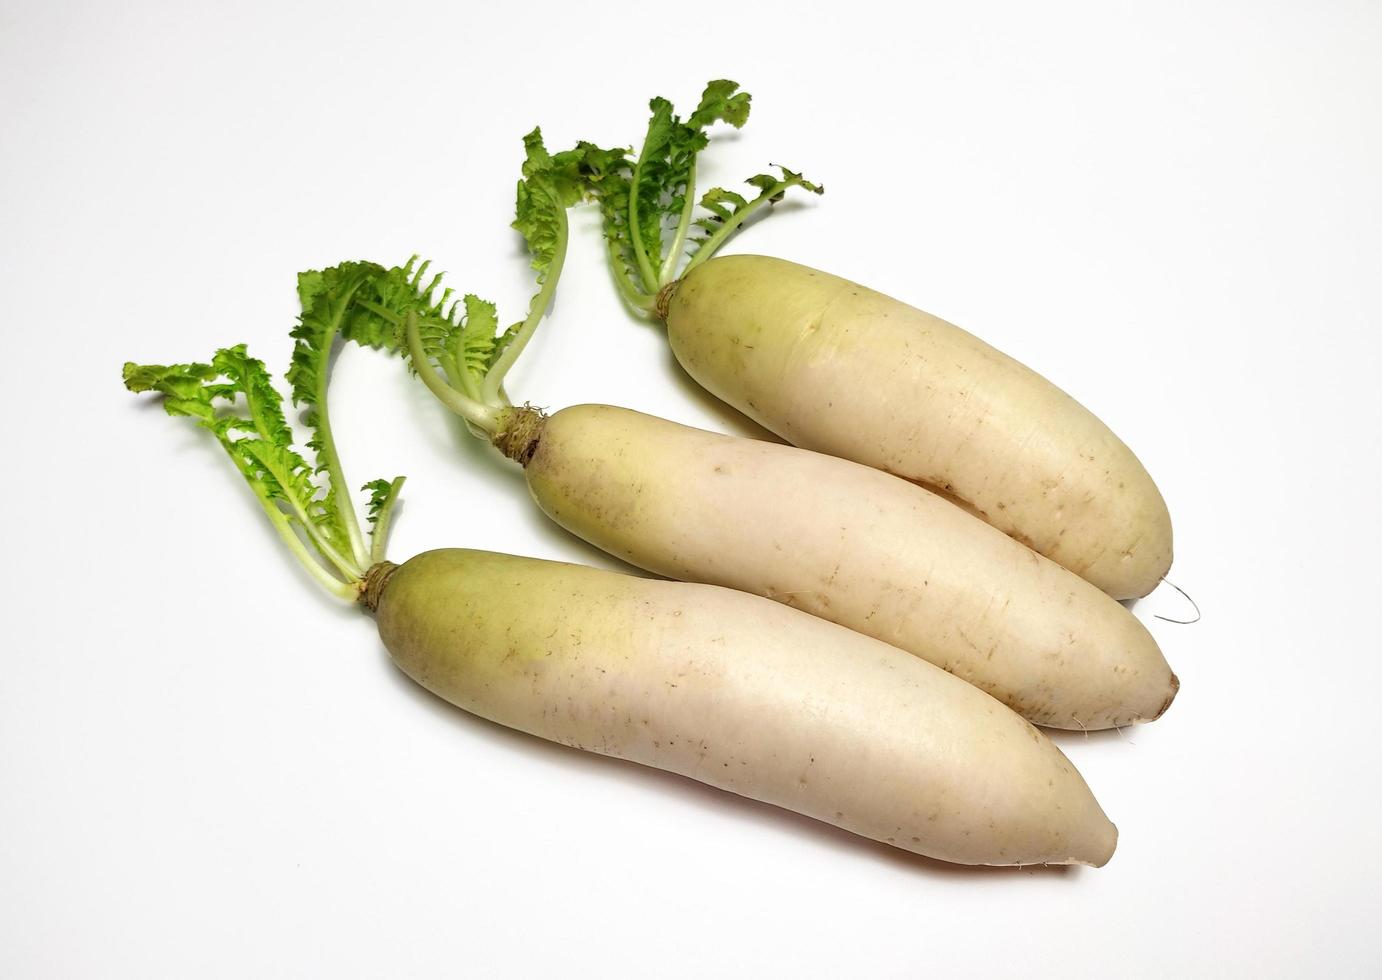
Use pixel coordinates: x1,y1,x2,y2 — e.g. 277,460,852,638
525,405,1177,730
664,254,1173,600
377,549,1118,868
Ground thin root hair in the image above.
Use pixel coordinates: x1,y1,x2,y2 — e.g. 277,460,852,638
1153,577,1202,625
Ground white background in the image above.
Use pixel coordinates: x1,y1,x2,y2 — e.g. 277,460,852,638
3,1,1380,976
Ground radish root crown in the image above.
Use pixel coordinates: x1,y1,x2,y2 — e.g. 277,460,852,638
359,561,400,612
493,406,547,465
654,279,681,321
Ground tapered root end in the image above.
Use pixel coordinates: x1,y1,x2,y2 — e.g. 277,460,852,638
1077,820,1119,868
1108,669,1180,728
1151,672,1181,721
1033,666,1180,731
1010,816,1117,869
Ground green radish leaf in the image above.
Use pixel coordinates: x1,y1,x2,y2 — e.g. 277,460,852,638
293,129,586,436
684,165,823,265
457,293,502,378
570,81,821,307
122,360,221,422
362,475,405,562
124,345,312,514
568,138,641,304
287,261,388,567
123,344,365,592
363,478,400,526
490,127,592,373
290,261,384,414
688,79,752,129
338,129,587,403
338,256,495,399
513,127,586,281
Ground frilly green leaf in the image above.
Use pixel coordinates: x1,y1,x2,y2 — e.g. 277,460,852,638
123,343,370,590
569,81,820,306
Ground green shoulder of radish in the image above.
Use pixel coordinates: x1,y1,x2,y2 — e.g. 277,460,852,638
325,126,1177,731
573,81,1174,602
121,283,1117,869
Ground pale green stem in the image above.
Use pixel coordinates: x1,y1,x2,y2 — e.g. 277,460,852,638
683,179,798,276
308,284,371,569
260,469,359,579
260,499,357,601
236,399,361,581
441,349,480,402
481,185,567,406
368,476,406,565
659,161,697,284
626,157,661,292
405,311,506,435
352,299,485,404
607,237,656,311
